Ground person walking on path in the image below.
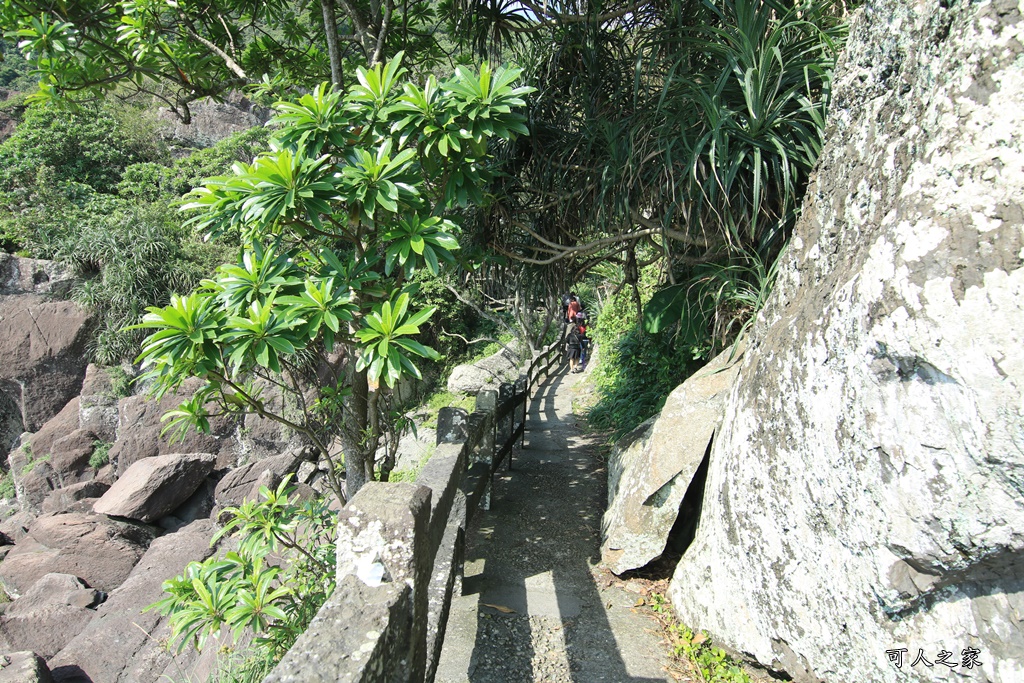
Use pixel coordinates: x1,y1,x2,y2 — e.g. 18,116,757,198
565,325,583,373
575,319,590,369
565,295,581,324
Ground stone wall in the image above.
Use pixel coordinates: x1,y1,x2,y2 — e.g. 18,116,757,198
266,375,536,683
669,1,1024,681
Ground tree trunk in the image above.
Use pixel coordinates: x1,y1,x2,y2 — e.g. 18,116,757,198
342,362,371,500
320,0,344,87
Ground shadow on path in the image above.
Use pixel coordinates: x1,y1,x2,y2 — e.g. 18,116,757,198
435,366,670,683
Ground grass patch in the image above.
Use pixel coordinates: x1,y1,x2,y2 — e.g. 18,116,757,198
20,450,50,476
90,440,112,469
419,390,475,430
0,473,14,500
642,591,755,683
387,443,436,483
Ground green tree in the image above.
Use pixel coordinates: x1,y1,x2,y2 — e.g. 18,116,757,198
149,477,336,680
454,0,844,346
133,55,532,501
1,0,451,118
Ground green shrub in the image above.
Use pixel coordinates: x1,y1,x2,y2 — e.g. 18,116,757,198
59,199,233,363
586,262,704,438
0,473,15,500
149,477,335,681
107,366,134,398
89,441,112,469
0,102,166,195
0,39,40,93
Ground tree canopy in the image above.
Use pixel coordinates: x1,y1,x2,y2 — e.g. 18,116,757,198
1,0,449,119
132,55,532,500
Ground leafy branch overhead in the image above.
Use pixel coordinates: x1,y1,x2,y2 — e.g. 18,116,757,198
132,55,533,500
2,0,450,118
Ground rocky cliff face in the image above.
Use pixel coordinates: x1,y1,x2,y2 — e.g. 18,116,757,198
668,1,1024,681
157,92,271,148
0,255,90,457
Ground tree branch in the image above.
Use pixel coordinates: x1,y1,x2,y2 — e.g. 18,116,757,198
183,29,248,80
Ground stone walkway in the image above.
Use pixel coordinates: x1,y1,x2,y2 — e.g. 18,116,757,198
434,359,675,683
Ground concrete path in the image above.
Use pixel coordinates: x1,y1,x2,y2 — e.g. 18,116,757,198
434,360,675,683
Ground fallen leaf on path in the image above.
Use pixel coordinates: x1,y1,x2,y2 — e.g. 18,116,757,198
482,603,516,613
634,597,646,607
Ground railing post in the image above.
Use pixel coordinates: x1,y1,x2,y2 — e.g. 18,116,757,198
336,482,432,682
497,382,515,469
474,388,497,510
516,375,528,451
436,407,469,445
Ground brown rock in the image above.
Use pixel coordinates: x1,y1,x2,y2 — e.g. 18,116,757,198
47,430,97,485
0,512,34,545
213,449,308,509
93,453,215,523
0,574,100,659
77,366,118,442
25,401,79,467
109,380,235,477
0,513,154,597
8,450,57,512
50,519,218,683
0,651,53,683
0,296,92,439
41,482,110,516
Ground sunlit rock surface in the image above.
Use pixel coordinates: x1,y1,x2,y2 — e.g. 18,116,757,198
669,1,1024,681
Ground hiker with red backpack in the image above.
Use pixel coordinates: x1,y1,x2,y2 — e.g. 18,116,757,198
565,294,581,324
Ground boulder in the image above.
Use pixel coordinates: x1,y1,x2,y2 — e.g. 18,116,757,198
0,295,92,447
41,482,110,516
602,348,743,575
0,513,154,597
0,574,101,659
76,365,118,442
25,401,80,466
9,423,101,514
0,512,34,545
0,651,53,683
50,519,218,683
213,448,309,509
46,430,97,486
93,453,216,523
447,347,521,395
8,449,57,513
157,93,271,147
108,381,234,476
0,255,75,298
161,477,215,531
668,2,1024,682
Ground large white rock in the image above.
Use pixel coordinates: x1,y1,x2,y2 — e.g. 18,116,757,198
446,348,522,395
669,1,1024,682
601,347,743,575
